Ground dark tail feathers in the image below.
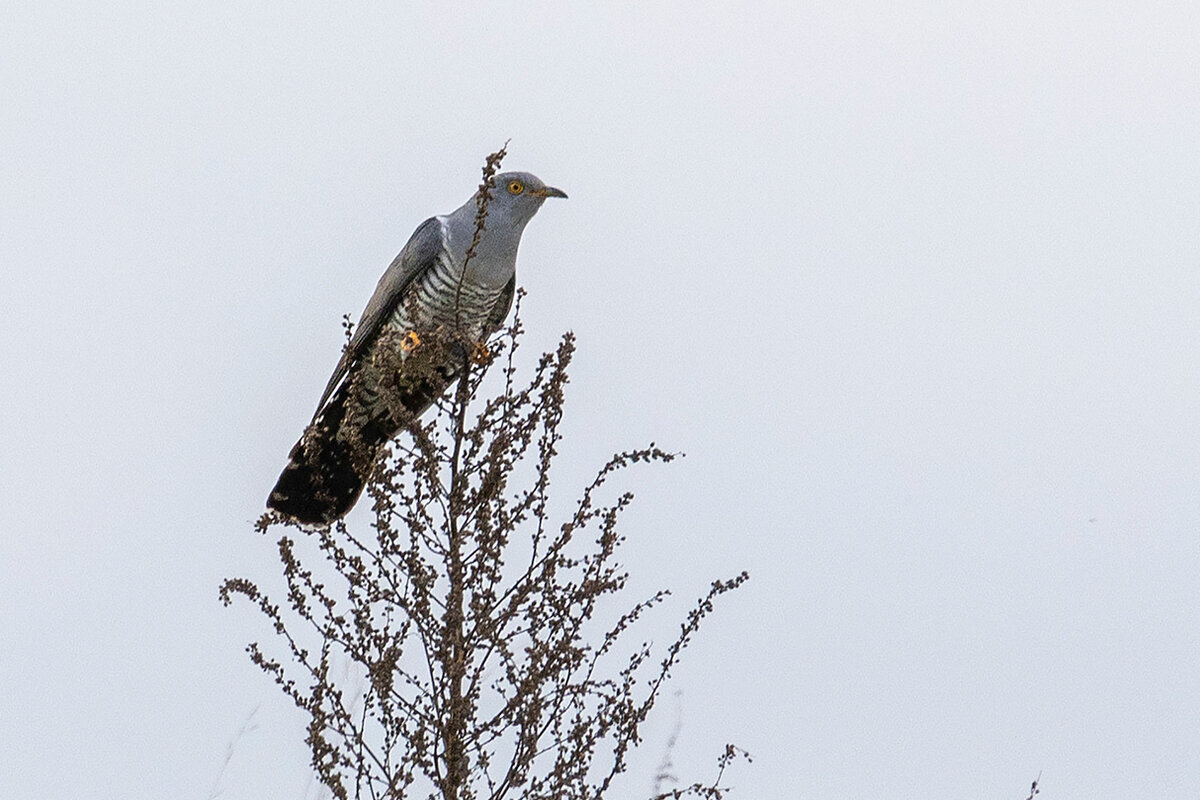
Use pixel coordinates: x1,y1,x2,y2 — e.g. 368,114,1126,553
266,353,458,525
266,384,384,525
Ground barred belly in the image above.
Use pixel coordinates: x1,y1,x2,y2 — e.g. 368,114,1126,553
383,249,505,344
343,252,505,436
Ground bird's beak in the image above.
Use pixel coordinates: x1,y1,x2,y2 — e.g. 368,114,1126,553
536,186,568,199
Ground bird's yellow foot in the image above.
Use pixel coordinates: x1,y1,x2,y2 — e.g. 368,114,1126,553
401,331,421,352
472,341,491,364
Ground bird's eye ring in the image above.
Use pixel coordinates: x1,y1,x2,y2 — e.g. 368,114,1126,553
507,180,524,195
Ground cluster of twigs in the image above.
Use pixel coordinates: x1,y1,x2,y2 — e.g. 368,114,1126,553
222,315,746,799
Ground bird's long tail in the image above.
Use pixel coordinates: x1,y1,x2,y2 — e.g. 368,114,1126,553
266,353,458,525
266,382,386,525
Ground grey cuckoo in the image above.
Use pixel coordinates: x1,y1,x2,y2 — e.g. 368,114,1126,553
267,171,566,524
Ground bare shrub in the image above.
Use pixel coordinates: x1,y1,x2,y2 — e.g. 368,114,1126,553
222,149,747,800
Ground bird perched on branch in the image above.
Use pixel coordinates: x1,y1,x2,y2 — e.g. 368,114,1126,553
267,171,567,525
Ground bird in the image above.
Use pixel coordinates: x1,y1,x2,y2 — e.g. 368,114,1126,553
267,171,567,525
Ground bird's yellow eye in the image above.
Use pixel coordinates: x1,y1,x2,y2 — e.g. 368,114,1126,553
507,180,524,195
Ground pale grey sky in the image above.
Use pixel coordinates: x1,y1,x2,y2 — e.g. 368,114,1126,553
4,2,1200,798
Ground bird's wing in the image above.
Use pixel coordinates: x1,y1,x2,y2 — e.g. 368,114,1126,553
313,216,446,417
486,276,517,331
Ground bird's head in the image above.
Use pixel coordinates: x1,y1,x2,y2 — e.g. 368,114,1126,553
482,171,568,227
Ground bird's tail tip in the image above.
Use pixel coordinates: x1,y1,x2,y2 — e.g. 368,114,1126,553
266,440,367,526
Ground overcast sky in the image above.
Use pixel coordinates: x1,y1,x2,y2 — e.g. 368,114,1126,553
4,2,1200,798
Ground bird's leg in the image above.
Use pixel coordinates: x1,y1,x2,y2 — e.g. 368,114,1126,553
471,341,491,364
401,331,422,352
